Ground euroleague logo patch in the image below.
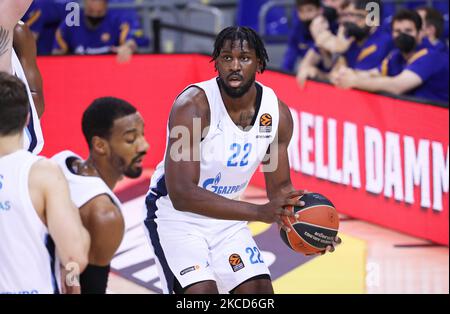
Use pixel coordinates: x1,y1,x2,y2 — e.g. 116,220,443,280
259,113,272,133
229,254,245,272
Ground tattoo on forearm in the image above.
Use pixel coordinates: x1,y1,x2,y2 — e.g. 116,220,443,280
0,27,11,56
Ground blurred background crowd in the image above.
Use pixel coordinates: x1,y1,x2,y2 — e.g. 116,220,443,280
21,0,449,103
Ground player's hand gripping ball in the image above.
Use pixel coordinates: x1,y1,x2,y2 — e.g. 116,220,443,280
280,193,340,255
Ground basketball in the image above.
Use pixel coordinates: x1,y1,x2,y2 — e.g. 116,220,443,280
280,193,339,255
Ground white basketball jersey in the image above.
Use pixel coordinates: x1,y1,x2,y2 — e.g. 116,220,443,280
11,48,44,155
52,151,122,210
0,150,59,294
148,77,279,228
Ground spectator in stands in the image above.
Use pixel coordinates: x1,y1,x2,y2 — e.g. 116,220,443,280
331,9,449,104
336,0,393,69
322,0,347,17
108,0,150,48
308,0,348,55
52,0,137,63
22,0,71,55
282,0,341,72
282,0,322,72
416,7,448,53
297,0,393,86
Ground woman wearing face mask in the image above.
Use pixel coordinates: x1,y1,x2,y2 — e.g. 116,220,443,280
332,9,449,104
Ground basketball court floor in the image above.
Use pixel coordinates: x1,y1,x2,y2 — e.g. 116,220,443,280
107,170,449,294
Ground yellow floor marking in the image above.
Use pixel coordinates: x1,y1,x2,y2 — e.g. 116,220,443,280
248,221,272,237
273,234,367,294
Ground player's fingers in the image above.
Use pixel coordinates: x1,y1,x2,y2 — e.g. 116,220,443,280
334,236,342,245
325,245,335,253
276,217,291,233
288,190,308,198
288,191,308,205
284,198,305,208
277,206,297,217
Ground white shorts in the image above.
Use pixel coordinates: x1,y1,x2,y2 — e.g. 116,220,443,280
148,218,271,294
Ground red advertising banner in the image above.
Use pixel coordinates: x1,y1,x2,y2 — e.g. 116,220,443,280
37,54,449,245
255,71,449,246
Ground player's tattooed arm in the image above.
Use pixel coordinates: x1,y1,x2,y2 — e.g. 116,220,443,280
13,22,45,118
0,27,10,56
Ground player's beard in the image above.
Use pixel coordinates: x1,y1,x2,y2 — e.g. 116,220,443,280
124,153,146,178
124,164,143,179
111,153,145,179
218,74,255,99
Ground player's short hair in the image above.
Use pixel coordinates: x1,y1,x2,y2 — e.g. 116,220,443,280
392,9,423,32
82,97,137,148
295,0,321,8
417,6,445,38
211,26,270,73
0,72,29,136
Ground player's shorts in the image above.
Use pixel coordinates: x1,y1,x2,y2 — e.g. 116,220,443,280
144,194,271,294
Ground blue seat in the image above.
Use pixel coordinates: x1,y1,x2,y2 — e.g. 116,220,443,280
236,0,290,37
405,1,428,10
382,2,397,21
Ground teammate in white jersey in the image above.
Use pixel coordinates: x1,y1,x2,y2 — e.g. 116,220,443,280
0,72,90,294
145,26,339,295
0,1,44,154
0,0,31,73
53,97,149,294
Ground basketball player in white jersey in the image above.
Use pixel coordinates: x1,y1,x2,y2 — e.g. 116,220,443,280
145,26,340,294
0,72,90,294
52,97,149,294
0,0,45,154
14,22,45,119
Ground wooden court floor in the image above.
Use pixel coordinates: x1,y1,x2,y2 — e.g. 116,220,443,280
108,170,449,294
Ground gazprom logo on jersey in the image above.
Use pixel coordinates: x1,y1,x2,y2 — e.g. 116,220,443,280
202,173,247,195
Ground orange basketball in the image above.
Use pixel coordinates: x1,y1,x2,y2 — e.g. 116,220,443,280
280,193,339,255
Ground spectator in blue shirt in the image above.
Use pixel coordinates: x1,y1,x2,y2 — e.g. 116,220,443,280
22,0,71,55
297,0,392,86
332,9,449,104
416,6,448,53
338,0,393,70
52,0,137,63
108,0,150,48
341,27,393,70
282,0,326,72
